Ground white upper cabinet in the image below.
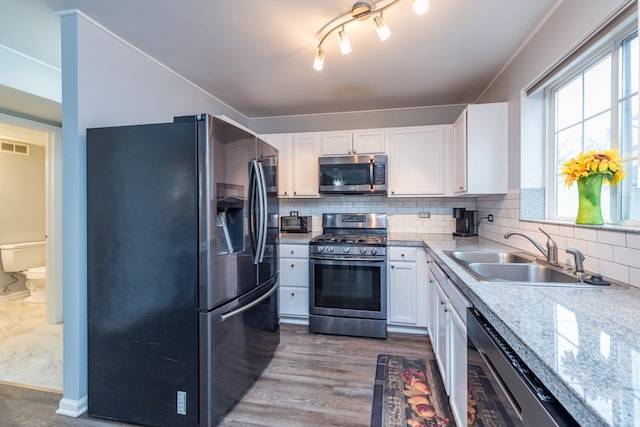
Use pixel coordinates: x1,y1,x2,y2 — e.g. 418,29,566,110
263,133,321,198
452,102,508,195
388,125,451,197
263,134,293,198
292,133,321,197
320,130,385,155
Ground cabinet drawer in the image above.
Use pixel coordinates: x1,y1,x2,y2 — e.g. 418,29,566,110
388,246,417,261
279,258,309,285
280,244,309,258
279,286,309,317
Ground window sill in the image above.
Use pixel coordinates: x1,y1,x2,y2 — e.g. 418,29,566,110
522,218,640,234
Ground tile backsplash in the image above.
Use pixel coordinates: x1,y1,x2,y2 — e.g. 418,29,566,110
278,194,476,236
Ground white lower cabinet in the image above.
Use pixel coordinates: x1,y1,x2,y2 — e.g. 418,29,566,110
427,250,471,426
448,299,468,426
278,244,310,324
387,247,428,332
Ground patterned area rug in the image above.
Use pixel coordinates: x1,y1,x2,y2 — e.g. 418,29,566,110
371,355,453,427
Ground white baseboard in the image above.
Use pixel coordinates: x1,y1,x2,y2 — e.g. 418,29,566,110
387,325,428,335
56,396,88,418
0,290,29,302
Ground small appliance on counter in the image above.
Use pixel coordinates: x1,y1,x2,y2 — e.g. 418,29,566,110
280,211,312,233
452,208,478,237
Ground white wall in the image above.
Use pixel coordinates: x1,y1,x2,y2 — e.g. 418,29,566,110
56,10,252,416
0,143,46,292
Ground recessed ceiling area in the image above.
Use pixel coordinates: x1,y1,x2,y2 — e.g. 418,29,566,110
2,0,560,120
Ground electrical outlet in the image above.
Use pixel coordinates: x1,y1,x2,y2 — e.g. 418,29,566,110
418,212,431,219
488,214,494,222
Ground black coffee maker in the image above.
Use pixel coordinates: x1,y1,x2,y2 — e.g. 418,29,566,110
452,208,478,237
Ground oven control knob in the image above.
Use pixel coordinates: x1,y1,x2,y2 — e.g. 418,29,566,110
327,246,334,253
343,247,350,253
371,248,378,255
316,246,324,253
360,247,367,254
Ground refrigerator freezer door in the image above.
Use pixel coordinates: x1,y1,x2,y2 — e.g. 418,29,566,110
199,278,280,426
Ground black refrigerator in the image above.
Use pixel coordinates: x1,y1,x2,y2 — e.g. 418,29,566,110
86,114,280,426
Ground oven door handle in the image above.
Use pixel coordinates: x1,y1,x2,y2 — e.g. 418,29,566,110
310,255,385,262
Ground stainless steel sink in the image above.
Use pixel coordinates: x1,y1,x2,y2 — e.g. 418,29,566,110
445,250,534,264
466,263,580,284
443,250,625,288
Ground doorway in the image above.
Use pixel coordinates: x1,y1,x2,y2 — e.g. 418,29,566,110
0,113,62,390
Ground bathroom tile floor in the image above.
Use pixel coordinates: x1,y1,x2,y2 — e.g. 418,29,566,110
0,296,62,391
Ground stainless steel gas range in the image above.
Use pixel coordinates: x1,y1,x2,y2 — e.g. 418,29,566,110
308,213,387,339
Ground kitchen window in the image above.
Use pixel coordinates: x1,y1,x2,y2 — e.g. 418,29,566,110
546,20,638,224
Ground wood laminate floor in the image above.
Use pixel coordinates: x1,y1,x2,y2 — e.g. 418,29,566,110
2,324,432,427
219,324,432,427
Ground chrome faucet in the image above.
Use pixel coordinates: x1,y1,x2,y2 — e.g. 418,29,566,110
504,227,558,264
565,248,586,278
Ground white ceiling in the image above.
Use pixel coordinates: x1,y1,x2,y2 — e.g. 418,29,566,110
3,0,560,120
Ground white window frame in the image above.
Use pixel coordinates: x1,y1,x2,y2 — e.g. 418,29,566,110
545,20,638,225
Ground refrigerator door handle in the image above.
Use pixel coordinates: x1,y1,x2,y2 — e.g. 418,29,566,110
220,282,278,322
248,160,260,263
255,161,268,263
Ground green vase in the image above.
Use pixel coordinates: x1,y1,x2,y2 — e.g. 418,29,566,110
576,175,604,225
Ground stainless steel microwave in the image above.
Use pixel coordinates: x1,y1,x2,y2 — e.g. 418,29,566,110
319,154,387,194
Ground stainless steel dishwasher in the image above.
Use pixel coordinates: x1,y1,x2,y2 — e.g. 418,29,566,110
467,308,579,426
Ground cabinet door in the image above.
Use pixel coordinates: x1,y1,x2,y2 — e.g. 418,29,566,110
321,132,352,155
279,286,309,317
292,134,321,197
448,305,467,425
452,109,467,194
434,280,449,394
388,126,447,196
466,102,508,194
454,102,508,195
388,261,417,325
279,258,309,286
264,134,294,197
353,130,385,154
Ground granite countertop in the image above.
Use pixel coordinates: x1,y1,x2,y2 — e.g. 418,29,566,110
418,233,640,427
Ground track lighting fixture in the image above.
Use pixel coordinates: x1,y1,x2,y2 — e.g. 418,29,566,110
313,0,429,71
338,27,352,55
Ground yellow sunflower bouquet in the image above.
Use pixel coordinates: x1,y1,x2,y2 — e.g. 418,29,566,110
561,149,626,186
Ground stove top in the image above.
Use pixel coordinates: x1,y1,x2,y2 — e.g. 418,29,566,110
310,233,386,246
309,213,387,258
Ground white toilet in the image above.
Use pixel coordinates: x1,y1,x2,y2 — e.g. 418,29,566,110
0,241,47,303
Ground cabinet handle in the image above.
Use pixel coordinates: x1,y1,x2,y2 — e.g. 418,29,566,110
291,264,294,268
459,186,465,190
444,307,450,313
401,253,405,258
291,250,294,255
440,300,445,305
291,292,295,297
